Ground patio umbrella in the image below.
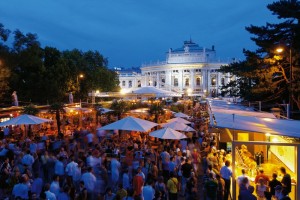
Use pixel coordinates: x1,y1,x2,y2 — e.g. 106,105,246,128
99,108,114,114
161,121,195,132
0,114,52,127
97,116,158,132
174,112,190,118
149,127,187,140
168,117,191,124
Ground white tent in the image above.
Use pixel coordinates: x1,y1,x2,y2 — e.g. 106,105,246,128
162,121,195,132
149,127,187,140
168,117,191,124
132,86,181,97
97,116,158,132
174,112,190,118
0,114,52,127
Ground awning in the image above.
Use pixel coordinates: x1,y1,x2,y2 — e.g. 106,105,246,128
209,99,300,138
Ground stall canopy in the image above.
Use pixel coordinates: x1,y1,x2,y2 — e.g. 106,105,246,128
149,127,187,140
174,112,190,118
132,86,181,97
161,121,195,132
0,114,52,126
209,99,300,138
97,116,158,132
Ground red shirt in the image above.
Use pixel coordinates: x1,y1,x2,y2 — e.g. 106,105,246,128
133,175,144,196
255,174,270,184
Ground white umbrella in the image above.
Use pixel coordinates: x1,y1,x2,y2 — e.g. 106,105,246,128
149,127,187,140
97,116,158,132
174,112,190,118
162,121,195,132
0,114,52,127
99,108,114,114
168,117,191,124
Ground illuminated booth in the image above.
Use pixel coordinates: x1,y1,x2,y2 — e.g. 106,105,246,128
209,99,300,200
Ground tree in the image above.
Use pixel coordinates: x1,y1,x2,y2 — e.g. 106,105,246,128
110,100,129,120
148,102,165,123
218,0,300,111
48,102,66,135
0,23,11,102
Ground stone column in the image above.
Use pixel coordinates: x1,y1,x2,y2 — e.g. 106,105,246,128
191,69,194,91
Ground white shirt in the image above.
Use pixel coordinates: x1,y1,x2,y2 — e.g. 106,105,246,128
45,190,57,200
55,160,65,175
86,133,94,143
12,183,29,199
50,181,60,197
142,185,155,200
65,161,78,177
22,154,34,166
81,172,96,192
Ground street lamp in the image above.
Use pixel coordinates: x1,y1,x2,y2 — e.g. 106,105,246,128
275,47,292,118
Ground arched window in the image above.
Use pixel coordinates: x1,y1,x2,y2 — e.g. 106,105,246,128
196,77,201,86
185,78,189,86
211,76,216,86
174,78,178,86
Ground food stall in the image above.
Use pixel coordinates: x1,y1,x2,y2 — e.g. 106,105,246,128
209,99,300,200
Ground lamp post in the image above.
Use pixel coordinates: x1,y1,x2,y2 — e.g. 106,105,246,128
77,73,84,102
276,47,292,119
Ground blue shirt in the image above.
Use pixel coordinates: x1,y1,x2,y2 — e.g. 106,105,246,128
220,165,232,180
12,183,29,199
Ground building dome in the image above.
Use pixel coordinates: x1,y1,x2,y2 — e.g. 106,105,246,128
167,40,216,64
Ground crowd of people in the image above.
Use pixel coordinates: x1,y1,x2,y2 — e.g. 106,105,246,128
0,101,294,200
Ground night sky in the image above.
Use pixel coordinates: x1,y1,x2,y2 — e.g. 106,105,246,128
0,0,279,68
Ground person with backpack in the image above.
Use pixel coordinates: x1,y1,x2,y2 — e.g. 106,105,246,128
167,171,179,200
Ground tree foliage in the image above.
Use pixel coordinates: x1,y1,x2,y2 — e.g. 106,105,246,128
218,0,300,110
0,23,119,106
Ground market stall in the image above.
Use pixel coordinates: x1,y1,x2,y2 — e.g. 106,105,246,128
209,99,300,200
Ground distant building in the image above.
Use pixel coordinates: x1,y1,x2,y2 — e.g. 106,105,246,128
118,40,235,97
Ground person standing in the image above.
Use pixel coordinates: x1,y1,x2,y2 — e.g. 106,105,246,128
204,173,218,200
81,166,96,200
280,167,291,195
216,174,225,200
220,160,232,200
167,172,179,200
268,173,281,198
143,179,155,200
133,169,144,199
110,154,121,191
181,158,193,196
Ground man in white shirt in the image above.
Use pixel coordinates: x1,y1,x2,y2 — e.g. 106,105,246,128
237,168,250,189
220,160,232,200
12,176,29,199
44,183,57,200
81,166,97,199
50,175,60,198
22,150,34,168
143,179,155,200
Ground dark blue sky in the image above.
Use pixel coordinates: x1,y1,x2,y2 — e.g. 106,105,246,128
0,0,279,68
